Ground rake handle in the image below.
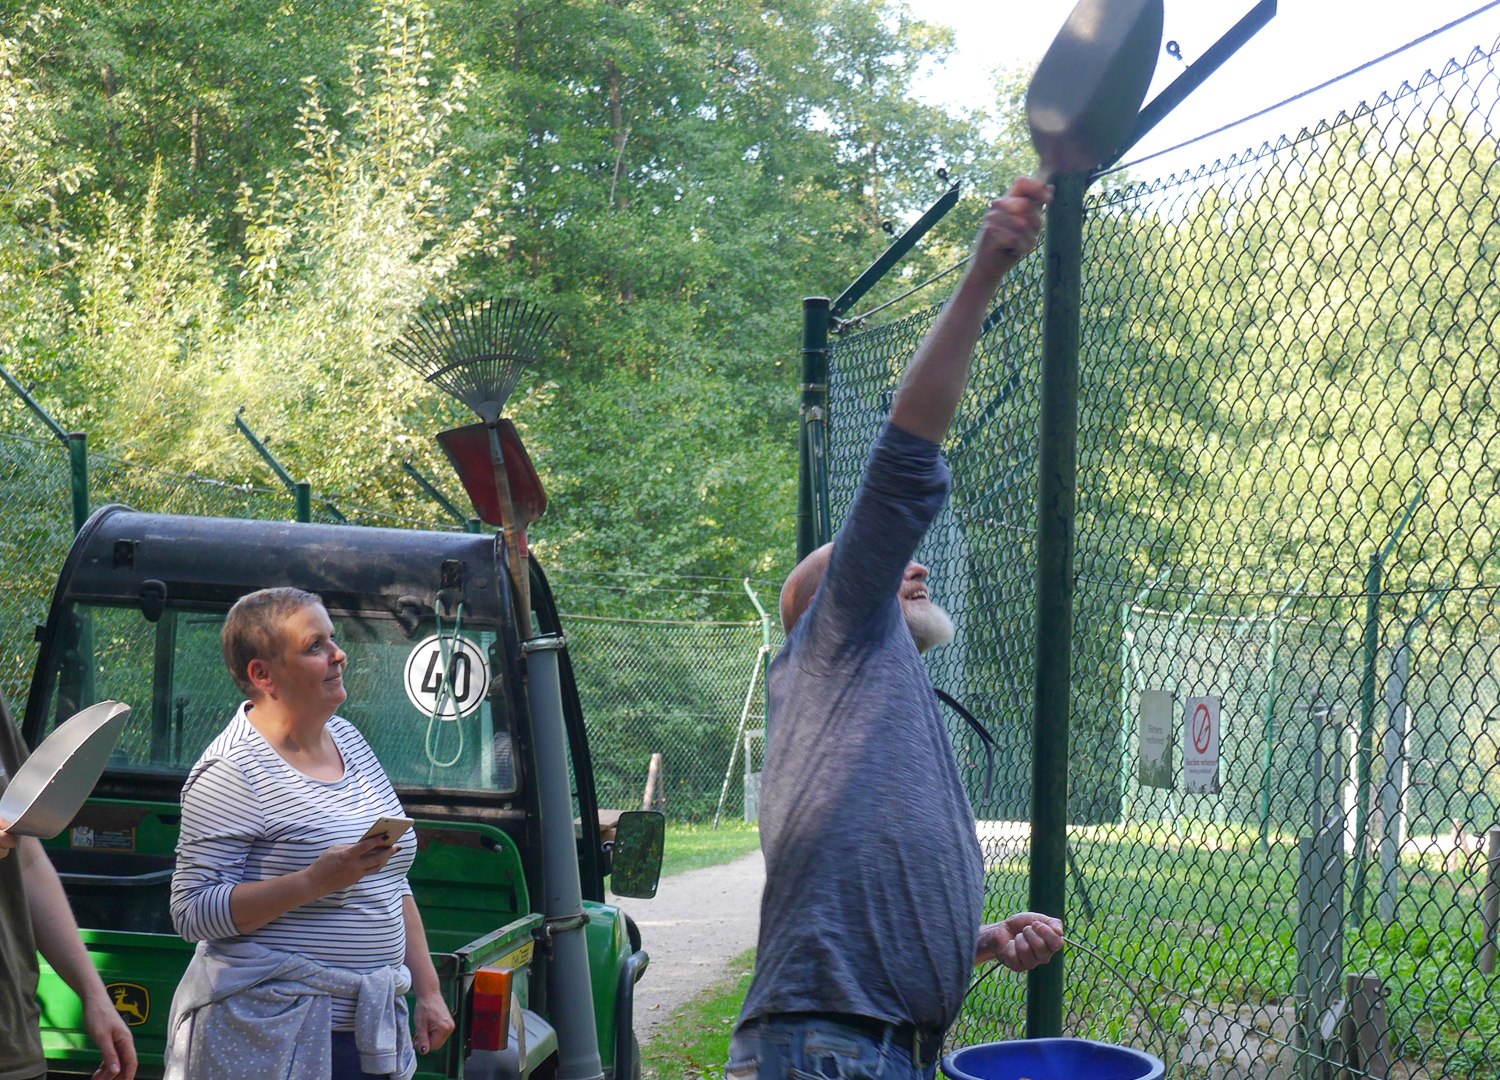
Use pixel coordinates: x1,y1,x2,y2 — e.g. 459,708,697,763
486,423,531,632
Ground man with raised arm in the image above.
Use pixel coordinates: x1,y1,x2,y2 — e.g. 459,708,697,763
729,177,1064,1080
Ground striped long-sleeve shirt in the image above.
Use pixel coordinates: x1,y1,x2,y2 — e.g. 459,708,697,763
171,705,414,1029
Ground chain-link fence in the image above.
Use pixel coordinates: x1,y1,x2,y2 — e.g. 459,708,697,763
823,30,1500,1080
566,615,776,823
0,430,75,707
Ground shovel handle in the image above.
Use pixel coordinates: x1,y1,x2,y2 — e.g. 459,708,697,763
486,424,532,631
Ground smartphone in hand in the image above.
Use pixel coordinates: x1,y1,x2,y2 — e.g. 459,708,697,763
360,815,415,844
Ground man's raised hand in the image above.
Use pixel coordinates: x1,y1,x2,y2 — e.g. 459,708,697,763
974,176,1052,282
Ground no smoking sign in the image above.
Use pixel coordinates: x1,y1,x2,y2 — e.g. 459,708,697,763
1182,695,1221,794
405,634,490,720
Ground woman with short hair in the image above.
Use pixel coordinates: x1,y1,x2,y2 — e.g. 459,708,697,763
166,587,454,1080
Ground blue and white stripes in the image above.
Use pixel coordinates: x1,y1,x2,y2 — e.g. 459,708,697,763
172,705,414,1029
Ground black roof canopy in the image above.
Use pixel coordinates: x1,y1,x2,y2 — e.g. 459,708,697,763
53,505,508,624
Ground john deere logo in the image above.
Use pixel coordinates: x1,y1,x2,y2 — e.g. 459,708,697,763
107,983,148,1027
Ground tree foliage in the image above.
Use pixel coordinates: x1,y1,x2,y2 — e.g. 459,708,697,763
0,0,1012,618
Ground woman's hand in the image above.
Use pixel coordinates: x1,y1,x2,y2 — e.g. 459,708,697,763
412,988,456,1056
304,835,400,898
402,894,455,1055
0,820,16,860
975,911,1065,972
230,835,401,933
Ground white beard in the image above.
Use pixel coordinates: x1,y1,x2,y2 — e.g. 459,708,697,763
905,600,955,654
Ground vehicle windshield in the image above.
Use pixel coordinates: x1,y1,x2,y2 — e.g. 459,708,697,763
39,603,518,796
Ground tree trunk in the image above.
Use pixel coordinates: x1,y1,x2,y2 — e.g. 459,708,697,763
605,57,635,302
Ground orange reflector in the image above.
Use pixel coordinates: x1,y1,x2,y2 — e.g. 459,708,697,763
475,967,513,997
471,967,514,1052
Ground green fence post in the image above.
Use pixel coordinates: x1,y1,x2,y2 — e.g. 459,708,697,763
0,361,89,531
0,362,96,703
233,408,311,522
798,297,830,561
1027,169,1085,1041
66,432,89,533
67,430,96,706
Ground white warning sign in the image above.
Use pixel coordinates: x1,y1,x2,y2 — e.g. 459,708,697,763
1183,695,1221,794
1137,689,1175,790
404,634,489,720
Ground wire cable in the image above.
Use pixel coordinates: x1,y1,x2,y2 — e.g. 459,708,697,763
1108,0,1500,178
837,256,971,330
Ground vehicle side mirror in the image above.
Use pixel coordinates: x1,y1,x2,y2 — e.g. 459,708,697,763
608,810,665,899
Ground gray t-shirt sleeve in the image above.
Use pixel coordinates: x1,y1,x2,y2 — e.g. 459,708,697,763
796,421,950,666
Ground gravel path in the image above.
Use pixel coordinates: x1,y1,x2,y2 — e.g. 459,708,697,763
610,848,765,1041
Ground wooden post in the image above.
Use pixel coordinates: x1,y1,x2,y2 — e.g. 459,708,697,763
642,753,664,812
1480,828,1500,975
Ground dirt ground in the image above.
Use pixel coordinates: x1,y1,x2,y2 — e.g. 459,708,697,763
610,848,765,1041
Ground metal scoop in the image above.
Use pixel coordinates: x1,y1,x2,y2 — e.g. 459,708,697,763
1027,0,1165,180
0,701,131,838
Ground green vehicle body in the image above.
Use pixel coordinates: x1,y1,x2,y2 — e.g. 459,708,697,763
21,505,657,1079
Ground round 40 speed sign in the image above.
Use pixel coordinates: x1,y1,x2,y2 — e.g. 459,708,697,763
404,634,490,720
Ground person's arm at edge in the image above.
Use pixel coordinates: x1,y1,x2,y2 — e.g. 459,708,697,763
20,836,138,1080
888,177,1051,445
402,893,455,1055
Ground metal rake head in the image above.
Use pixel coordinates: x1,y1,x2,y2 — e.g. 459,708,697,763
390,297,559,422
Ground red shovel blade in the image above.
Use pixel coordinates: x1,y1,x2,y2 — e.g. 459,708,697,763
436,419,547,544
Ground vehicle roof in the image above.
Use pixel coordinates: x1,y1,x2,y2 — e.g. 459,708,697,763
57,505,508,623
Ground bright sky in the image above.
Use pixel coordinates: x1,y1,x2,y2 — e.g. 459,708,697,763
904,0,1500,177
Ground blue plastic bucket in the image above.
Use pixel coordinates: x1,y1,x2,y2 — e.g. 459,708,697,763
942,1037,1165,1080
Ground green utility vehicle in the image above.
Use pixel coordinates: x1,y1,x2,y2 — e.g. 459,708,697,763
22,504,663,1079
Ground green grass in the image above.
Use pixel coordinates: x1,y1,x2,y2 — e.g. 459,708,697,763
661,820,760,878
641,949,755,1080
960,821,1500,1077
636,820,1500,1075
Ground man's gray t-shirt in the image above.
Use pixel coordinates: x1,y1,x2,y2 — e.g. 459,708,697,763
738,422,984,1035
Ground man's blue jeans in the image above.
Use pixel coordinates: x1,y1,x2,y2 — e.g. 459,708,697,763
726,1014,940,1080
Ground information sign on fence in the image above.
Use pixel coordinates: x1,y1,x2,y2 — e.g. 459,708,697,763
1137,688,1175,789
1182,695,1221,795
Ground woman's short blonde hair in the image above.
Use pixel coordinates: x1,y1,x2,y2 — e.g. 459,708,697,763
221,587,324,697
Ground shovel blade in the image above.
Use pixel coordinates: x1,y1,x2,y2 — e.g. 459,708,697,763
0,701,131,839
436,419,547,532
1027,0,1164,176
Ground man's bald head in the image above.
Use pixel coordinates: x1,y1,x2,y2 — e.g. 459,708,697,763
780,542,834,634
780,542,956,654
